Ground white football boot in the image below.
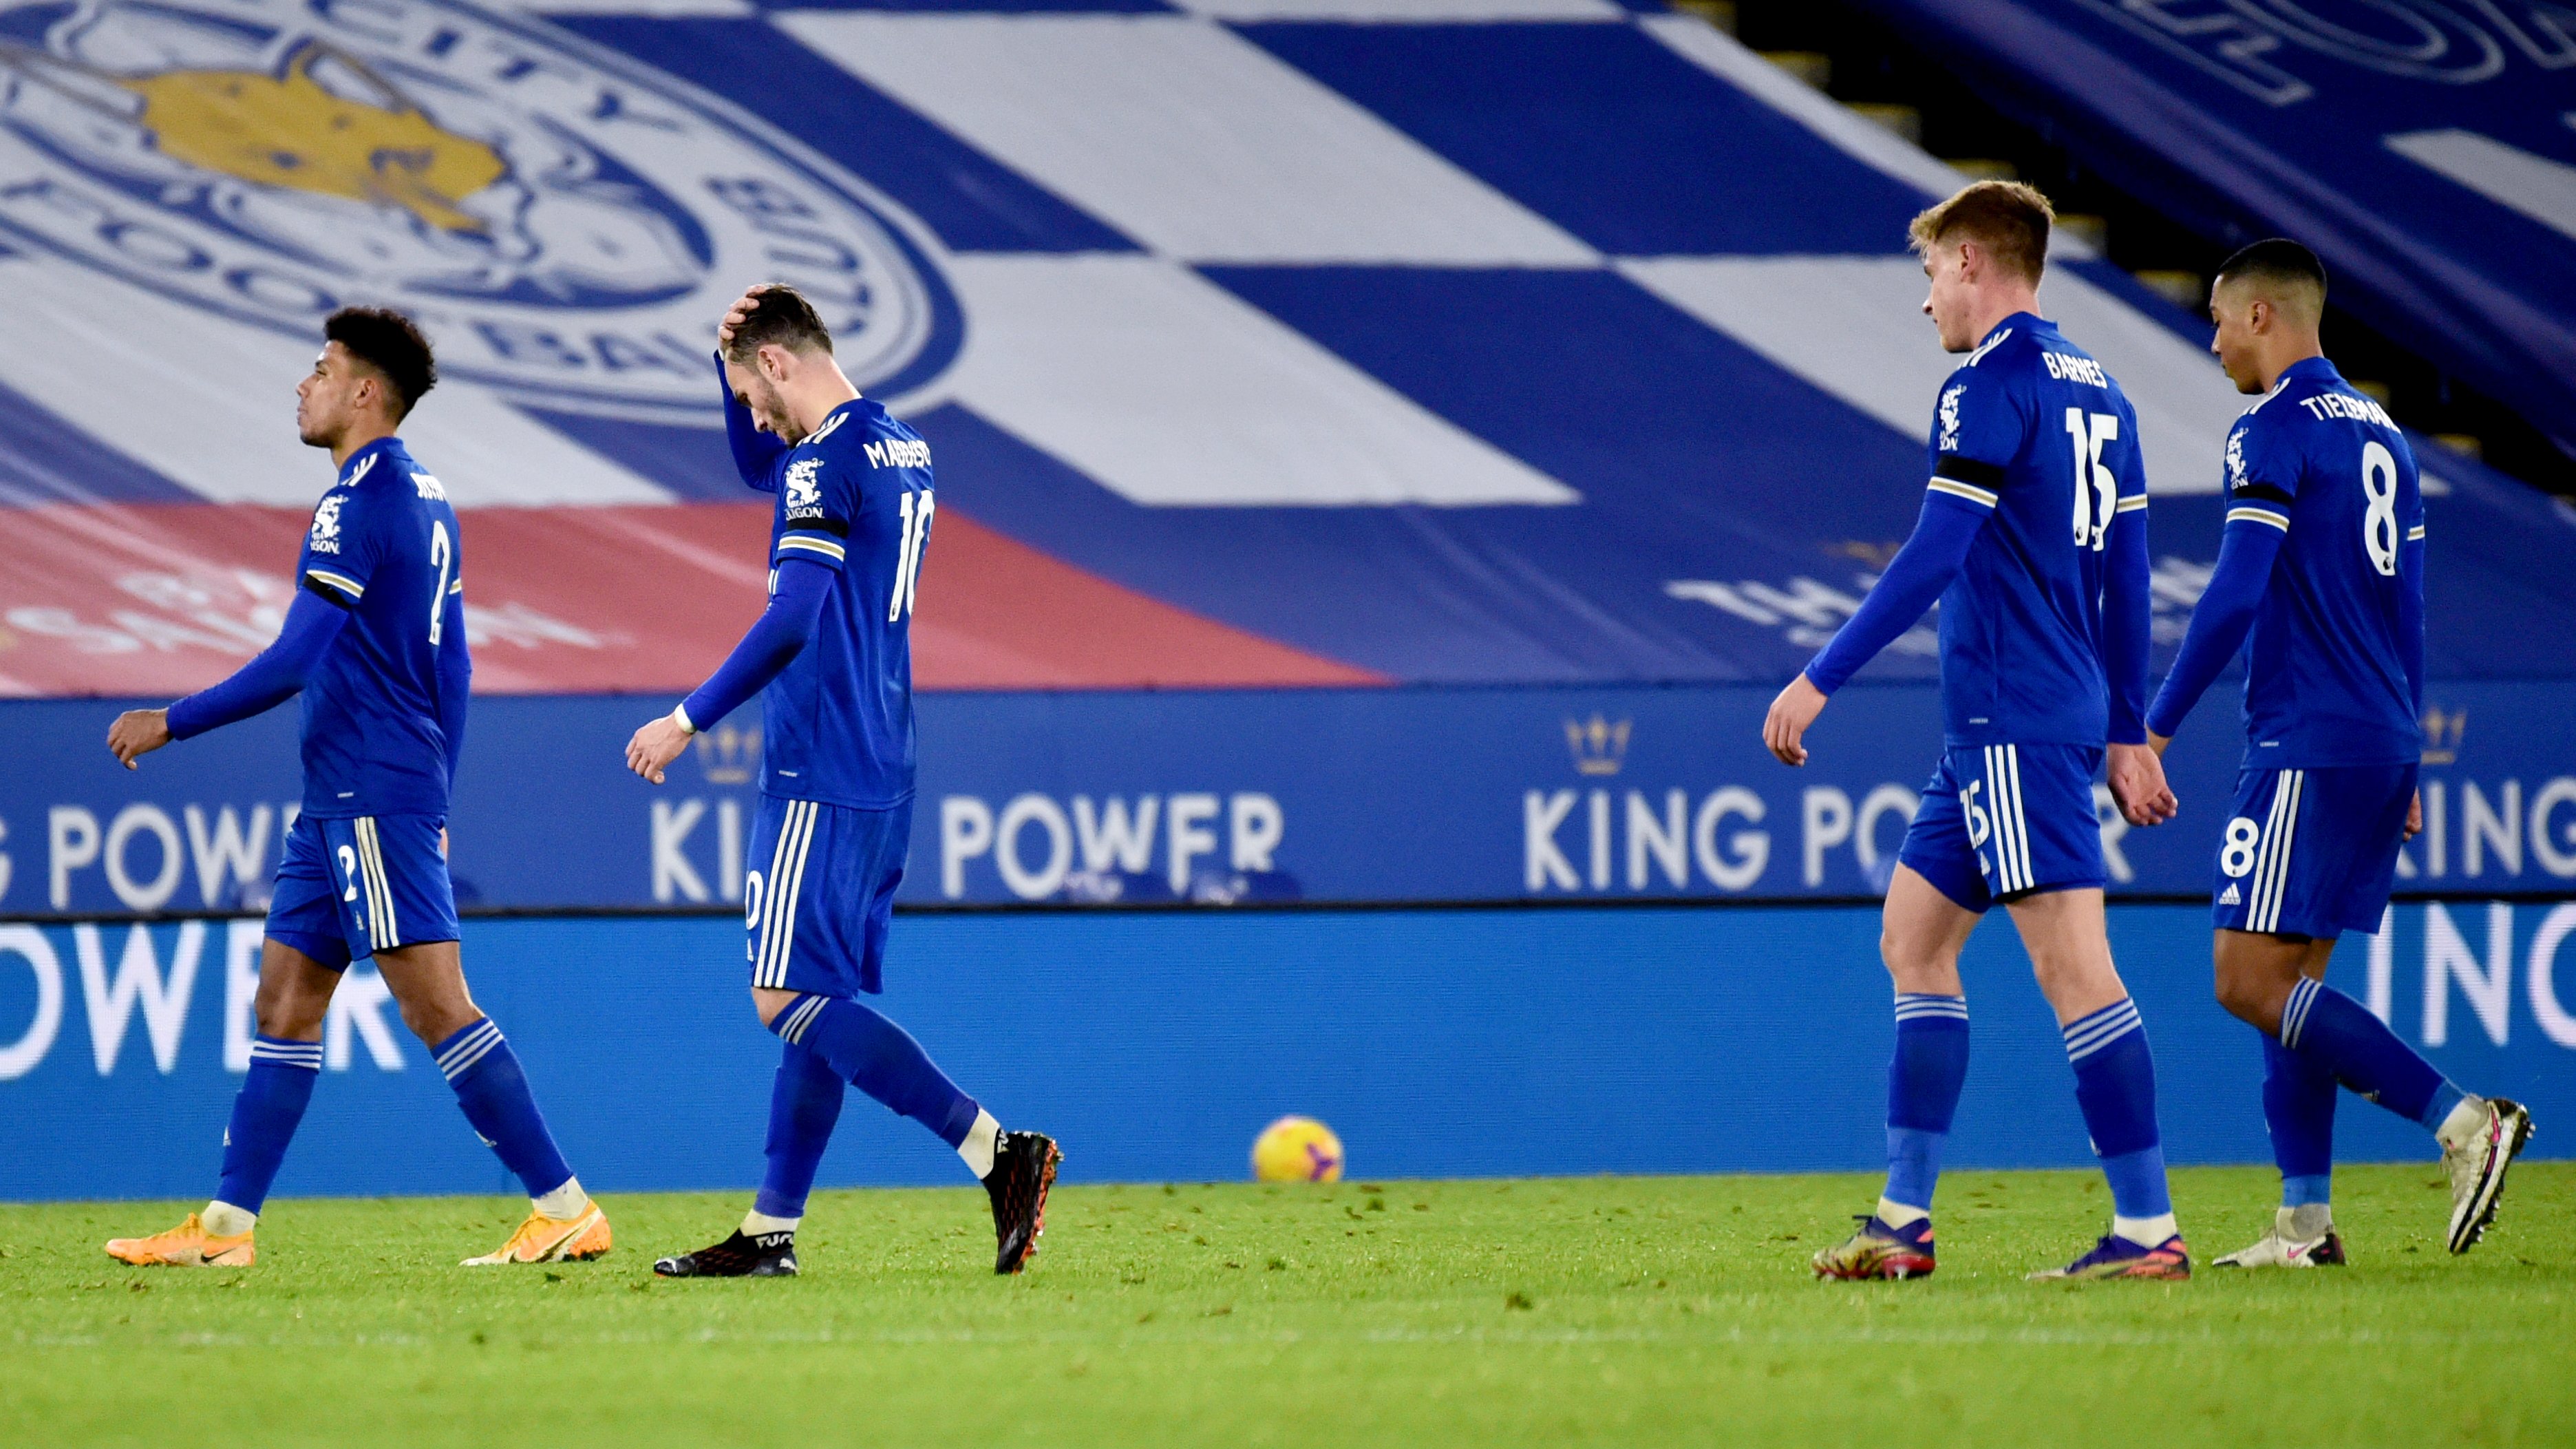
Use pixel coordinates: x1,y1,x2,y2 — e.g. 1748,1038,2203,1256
2438,1097,2534,1255
2213,1207,2345,1268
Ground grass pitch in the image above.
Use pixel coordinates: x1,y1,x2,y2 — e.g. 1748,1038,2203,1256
3,1163,2570,1447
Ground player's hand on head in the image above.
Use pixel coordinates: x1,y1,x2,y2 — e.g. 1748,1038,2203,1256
1763,674,1827,767
716,283,773,347
2106,742,2177,827
106,708,172,770
626,712,694,785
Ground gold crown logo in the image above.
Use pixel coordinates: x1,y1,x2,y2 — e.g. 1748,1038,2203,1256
2420,706,2465,766
693,724,760,784
1564,715,1631,776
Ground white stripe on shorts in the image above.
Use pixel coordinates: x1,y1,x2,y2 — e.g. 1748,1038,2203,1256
356,817,400,951
755,801,820,990
1983,745,2030,895
2247,770,2303,934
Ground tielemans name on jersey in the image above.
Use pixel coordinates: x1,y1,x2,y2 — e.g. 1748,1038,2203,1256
2296,392,2398,429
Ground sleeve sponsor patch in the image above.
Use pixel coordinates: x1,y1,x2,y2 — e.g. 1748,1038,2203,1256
307,493,347,555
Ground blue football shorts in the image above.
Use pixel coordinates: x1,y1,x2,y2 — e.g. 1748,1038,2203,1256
745,794,912,998
266,812,459,969
2215,763,2417,939
1899,742,2107,912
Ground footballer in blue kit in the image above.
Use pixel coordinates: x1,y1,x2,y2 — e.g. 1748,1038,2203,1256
627,285,1058,1280
101,309,610,1269
1764,182,2191,1282
2145,240,2531,1268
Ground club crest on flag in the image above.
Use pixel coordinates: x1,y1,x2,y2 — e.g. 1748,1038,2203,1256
0,0,961,421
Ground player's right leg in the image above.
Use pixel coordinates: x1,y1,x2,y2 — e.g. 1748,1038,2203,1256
324,814,606,1265
1979,745,2186,1280
1816,760,1983,1282
662,797,1058,1278
2211,765,2533,1255
2211,931,2345,1268
108,816,349,1267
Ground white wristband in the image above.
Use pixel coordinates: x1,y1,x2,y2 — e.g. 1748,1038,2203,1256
672,704,697,735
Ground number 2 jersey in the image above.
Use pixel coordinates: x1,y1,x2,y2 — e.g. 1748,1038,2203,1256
292,437,468,818
2151,356,2424,766
1918,313,2149,747
723,387,934,809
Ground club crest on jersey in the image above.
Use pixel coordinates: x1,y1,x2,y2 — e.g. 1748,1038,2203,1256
783,458,823,518
0,0,961,421
1937,385,1965,452
308,494,345,554
2225,426,2248,489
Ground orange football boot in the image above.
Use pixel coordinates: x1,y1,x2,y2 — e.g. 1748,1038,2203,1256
462,1201,611,1265
105,1213,255,1268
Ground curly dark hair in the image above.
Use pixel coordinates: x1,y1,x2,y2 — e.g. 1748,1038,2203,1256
324,306,437,419
722,284,834,364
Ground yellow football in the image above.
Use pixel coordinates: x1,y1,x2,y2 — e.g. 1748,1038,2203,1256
1251,1115,1345,1183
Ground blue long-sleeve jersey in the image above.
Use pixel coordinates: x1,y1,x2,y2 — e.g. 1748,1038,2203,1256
170,437,469,816
1806,313,2152,746
2147,357,2425,766
694,361,933,808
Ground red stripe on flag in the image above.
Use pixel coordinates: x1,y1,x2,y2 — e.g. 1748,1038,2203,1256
0,503,1383,696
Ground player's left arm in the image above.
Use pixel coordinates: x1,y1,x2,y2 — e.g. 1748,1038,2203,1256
2099,408,2173,825
2396,441,2427,838
2397,445,2427,715
435,571,471,791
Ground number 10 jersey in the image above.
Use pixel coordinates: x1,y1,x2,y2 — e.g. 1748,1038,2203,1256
758,396,935,809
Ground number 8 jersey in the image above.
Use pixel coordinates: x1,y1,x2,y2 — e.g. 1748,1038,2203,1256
1924,312,2148,748
2211,356,2425,766
760,396,934,807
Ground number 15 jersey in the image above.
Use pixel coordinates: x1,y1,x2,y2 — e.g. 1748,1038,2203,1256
2219,356,2424,767
761,397,934,808
1926,313,2148,748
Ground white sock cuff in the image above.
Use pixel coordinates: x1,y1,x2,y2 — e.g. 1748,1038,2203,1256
2113,1212,2178,1247
1875,1196,1930,1229
2437,1094,2488,1146
959,1109,1002,1180
202,1201,257,1237
742,1210,800,1236
531,1176,588,1220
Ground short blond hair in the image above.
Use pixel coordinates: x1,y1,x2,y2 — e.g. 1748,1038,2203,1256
1908,180,2055,284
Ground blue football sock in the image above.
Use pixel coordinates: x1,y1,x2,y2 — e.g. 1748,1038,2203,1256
2063,998,2174,1227
434,1018,576,1201
214,1035,323,1214
753,1041,847,1220
1884,993,1970,1216
2279,977,2462,1131
2260,1031,2337,1209
771,993,980,1148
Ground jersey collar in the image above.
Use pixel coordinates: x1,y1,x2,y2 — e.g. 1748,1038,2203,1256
334,436,405,489
797,397,869,449
1997,310,2051,340
2277,355,2342,389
